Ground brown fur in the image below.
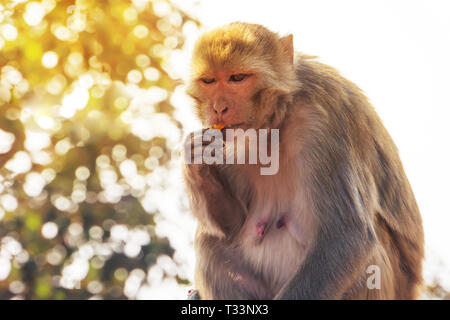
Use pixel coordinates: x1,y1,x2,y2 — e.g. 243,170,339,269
183,22,424,299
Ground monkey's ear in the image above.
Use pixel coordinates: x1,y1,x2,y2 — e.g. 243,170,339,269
279,34,294,65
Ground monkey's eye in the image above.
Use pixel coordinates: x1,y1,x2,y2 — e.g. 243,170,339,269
229,73,249,82
200,78,216,84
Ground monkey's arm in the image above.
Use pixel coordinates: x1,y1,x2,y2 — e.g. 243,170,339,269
183,163,247,238
183,131,246,237
183,131,269,299
275,166,376,300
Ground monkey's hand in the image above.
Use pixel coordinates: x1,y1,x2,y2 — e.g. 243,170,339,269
182,129,225,186
182,130,246,238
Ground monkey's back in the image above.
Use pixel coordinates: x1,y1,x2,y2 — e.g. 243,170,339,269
294,55,424,299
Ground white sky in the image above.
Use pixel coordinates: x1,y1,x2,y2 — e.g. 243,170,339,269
173,0,450,287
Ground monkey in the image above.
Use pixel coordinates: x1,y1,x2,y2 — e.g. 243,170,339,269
182,22,424,300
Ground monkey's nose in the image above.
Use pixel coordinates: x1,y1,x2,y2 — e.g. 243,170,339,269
213,105,228,115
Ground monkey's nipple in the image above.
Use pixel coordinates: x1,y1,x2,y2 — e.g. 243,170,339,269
276,216,286,229
256,222,266,238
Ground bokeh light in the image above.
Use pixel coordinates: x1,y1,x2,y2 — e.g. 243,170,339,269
42,51,59,68
0,0,199,300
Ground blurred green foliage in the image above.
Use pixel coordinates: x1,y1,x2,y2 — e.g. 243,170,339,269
0,0,197,299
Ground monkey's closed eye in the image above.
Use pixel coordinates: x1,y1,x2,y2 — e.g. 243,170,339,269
229,73,249,82
200,77,216,84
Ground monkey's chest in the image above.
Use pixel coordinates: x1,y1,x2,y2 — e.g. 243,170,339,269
224,160,313,294
232,181,311,293
239,222,305,293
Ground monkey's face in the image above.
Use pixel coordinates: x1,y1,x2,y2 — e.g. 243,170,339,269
189,69,259,129
187,22,297,129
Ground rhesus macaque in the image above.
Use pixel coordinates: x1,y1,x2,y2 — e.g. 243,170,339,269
182,22,424,299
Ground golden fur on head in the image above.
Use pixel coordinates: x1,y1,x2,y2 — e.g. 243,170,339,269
189,22,299,95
